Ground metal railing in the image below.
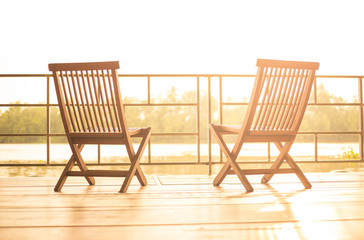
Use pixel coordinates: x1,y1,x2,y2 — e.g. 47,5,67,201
0,74,363,174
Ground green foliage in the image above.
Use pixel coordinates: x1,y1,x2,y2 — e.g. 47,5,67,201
338,147,359,160
0,84,360,144
298,83,358,142
0,103,65,143
126,88,211,143
0,103,45,143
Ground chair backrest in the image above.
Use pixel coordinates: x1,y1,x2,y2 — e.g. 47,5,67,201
243,59,319,135
49,61,129,135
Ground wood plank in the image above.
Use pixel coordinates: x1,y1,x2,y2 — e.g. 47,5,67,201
0,220,361,240
0,173,364,239
2,200,364,226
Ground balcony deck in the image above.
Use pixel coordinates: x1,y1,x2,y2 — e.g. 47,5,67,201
1,172,364,239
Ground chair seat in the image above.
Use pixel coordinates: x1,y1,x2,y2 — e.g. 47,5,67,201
69,127,151,138
212,124,295,142
212,124,296,136
211,124,240,134
69,127,151,144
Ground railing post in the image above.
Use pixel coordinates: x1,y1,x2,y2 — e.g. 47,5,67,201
314,77,318,162
197,76,201,164
98,144,101,164
314,134,318,162
219,76,223,163
148,76,152,164
359,77,363,161
208,76,212,175
47,76,50,165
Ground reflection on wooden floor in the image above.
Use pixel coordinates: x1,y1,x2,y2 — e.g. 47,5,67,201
1,172,364,239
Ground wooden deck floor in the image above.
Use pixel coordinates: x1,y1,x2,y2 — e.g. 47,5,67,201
1,172,364,240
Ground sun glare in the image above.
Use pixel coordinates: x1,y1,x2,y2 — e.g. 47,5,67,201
0,1,364,108
1,0,364,75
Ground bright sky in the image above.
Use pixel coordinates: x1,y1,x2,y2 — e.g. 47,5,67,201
1,0,364,75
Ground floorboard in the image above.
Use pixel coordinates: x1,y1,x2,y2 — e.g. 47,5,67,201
1,172,364,239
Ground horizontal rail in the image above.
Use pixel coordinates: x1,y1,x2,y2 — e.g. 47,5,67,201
221,102,363,106
1,131,361,137
1,74,364,78
1,102,360,108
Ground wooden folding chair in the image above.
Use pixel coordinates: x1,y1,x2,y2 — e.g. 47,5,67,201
211,59,319,192
49,61,151,193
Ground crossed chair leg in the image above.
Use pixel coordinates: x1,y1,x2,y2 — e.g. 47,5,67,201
54,129,151,193
212,134,311,192
54,144,94,192
210,125,254,192
261,142,311,189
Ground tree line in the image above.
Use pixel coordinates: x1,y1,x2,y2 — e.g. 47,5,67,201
0,84,359,143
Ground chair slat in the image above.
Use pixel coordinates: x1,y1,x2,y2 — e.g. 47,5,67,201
60,71,78,132
96,70,111,132
287,69,310,130
259,67,281,130
106,69,122,131
273,68,296,130
270,67,291,130
279,68,302,130
254,67,276,130
251,67,269,130
265,67,285,130
86,70,102,132
75,71,92,131
65,72,82,132
90,70,106,132
283,69,307,130
80,70,96,132
70,71,87,132
100,70,115,131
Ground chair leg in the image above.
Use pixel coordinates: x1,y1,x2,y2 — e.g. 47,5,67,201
54,144,95,191
120,154,141,193
133,129,151,186
284,153,312,189
261,142,290,184
261,142,311,189
54,155,75,192
71,144,95,185
210,125,253,192
213,157,253,192
211,125,232,186
213,162,231,186
228,156,254,192
135,166,147,186
120,128,151,193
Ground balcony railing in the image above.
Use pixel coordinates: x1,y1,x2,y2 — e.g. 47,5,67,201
0,74,363,174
